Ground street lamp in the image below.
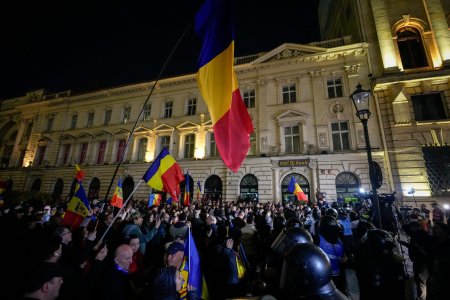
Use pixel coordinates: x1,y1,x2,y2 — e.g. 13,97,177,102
350,83,382,229
407,186,418,207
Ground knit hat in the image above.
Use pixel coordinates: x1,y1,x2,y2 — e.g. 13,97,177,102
23,262,65,293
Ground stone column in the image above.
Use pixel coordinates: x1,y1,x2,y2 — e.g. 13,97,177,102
370,0,401,72
272,166,280,203
425,0,450,66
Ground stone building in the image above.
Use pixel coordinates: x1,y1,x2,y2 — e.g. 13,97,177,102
0,37,390,204
319,0,450,205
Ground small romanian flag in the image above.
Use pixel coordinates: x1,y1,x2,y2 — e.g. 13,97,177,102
142,147,184,202
148,193,162,207
111,178,124,209
288,177,308,202
184,172,190,207
196,179,202,201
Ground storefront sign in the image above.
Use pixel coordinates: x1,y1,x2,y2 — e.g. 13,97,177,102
278,159,310,167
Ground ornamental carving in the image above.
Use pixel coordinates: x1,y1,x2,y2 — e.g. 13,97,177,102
345,64,360,76
309,69,324,77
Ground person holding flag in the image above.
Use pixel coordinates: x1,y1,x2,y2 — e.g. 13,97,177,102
288,176,308,202
62,165,91,229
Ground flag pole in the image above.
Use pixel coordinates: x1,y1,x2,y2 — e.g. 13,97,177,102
101,22,193,207
99,179,144,242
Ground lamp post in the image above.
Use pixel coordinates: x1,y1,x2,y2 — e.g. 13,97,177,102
407,186,418,207
350,83,382,229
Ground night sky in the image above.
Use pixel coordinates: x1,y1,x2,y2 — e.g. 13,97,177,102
1,1,320,100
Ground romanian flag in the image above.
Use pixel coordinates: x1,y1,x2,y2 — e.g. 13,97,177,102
111,178,123,209
75,164,85,182
181,229,209,300
184,172,190,207
196,0,254,173
288,177,308,202
62,181,91,229
143,147,184,202
196,179,202,201
148,193,161,207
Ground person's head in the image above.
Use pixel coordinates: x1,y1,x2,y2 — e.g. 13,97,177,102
129,211,143,226
420,203,427,209
114,244,133,271
280,243,346,299
271,227,313,256
53,227,72,245
104,213,114,225
166,242,185,269
431,202,438,208
206,215,217,225
151,266,184,299
23,262,64,300
126,234,140,254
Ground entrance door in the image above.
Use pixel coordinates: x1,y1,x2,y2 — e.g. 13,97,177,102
204,175,222,201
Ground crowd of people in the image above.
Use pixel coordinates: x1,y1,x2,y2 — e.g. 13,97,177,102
1,191,449,300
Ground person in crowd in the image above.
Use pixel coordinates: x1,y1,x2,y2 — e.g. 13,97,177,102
151,266,198,300
100,244,134,300
400,220,433,300
431,202,445,225
21,262,65,300
429,222,450,299
355,229,406,299
280,243,348,299
169,212,189,241
314,215,348,295
123,211,161,255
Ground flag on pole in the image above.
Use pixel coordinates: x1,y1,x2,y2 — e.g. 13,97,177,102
148,193,161,207
62,181,91,229
184,229,209,299
195,0,254,173
288,177,308,202
142,147,184,202
196,179,202,201
111,178,123,208
75,164,85,182
184,172,190,207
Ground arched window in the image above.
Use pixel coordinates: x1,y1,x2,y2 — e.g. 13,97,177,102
335,172,360,201
53,178,64,200
88,177,100,201
281,173,309,203
397,27,428,69
122,176,135,202
31,178,42,192
204,175,222,201
240,174,258,200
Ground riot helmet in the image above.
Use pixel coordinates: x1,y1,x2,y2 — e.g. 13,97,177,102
271,227,313,256
286,217,303,229
280,243,348,299
361,229,396,257
326,208,338,219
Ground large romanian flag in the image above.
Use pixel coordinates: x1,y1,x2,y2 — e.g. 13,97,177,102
196,0,254,172
143,147,184,202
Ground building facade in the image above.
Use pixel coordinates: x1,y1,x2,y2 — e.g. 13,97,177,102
319,0,450,205
0,39,389,204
